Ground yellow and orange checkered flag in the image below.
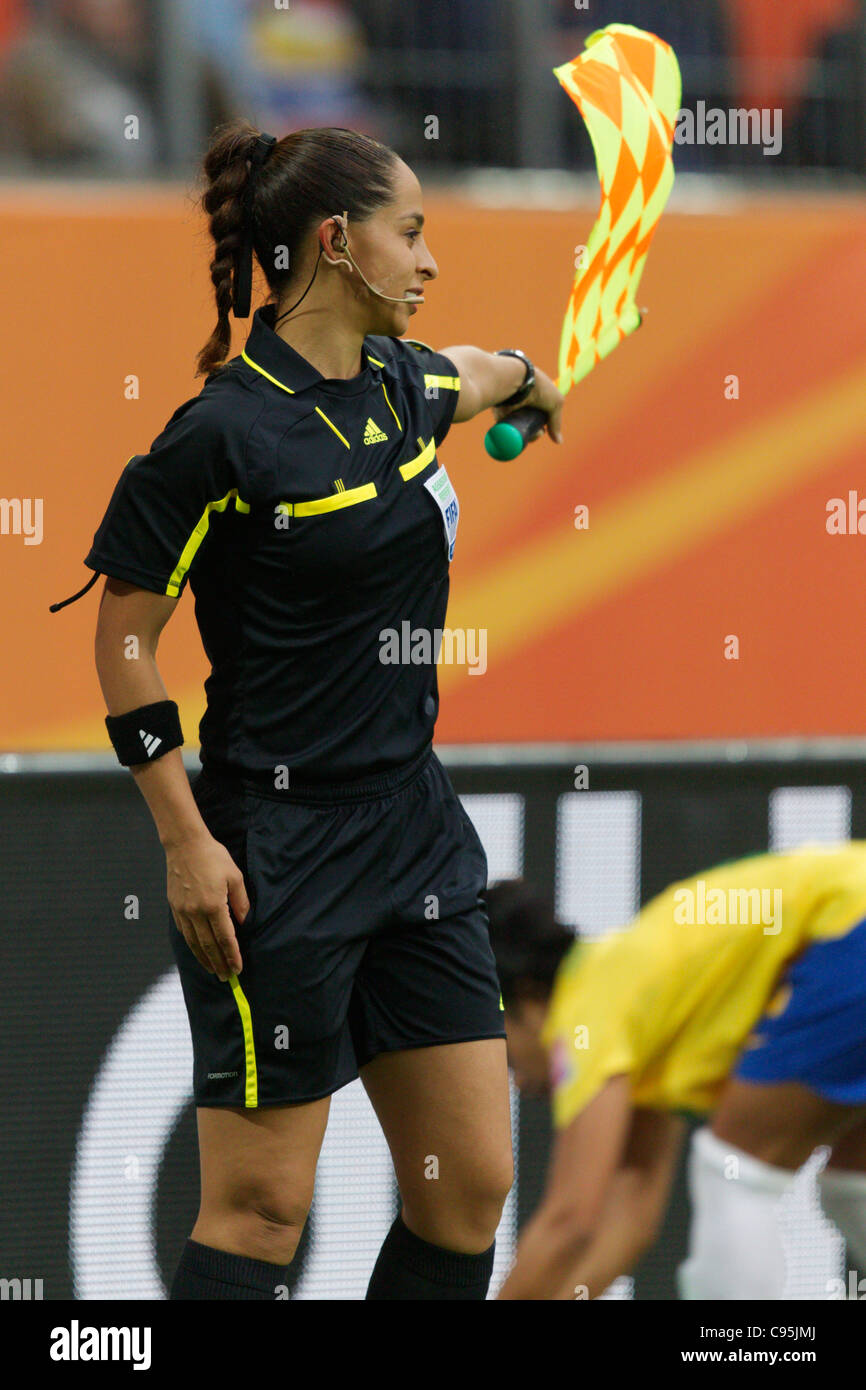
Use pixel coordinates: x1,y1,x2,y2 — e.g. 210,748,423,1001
485,24,681,459
555,23,681,390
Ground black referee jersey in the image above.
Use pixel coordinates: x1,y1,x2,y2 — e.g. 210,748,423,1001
64,303,463,784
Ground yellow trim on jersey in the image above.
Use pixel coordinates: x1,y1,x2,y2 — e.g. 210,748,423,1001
424,372,460,392
242,351,350,448
399,436,436,480
165,488,250,598
380,381,402,432
314,406,351,449
243,341,447,465
277,481,378,516
241,350,295,395
228,974,258,1108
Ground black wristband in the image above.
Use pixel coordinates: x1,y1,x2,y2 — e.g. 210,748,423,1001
495,348,535,407
105,700,184,766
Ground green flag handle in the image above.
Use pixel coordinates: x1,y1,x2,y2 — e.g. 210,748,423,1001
484,407,548,460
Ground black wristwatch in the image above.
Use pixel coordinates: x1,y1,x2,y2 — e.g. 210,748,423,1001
495,348,535,407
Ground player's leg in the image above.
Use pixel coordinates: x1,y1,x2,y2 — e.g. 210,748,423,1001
353,750,511,1298
679,917,866,1299
360,1037,513,1298
362,1037,512,1249
167,774,367,1299
170,1097,331,1299
819,1114,866,1269
712,1076,861,1168
678,1079,861,1300
193,1098,332,1260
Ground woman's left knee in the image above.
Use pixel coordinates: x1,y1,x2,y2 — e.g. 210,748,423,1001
452,1156,515,1233
481,1154,514,1205
404,1153,513,1243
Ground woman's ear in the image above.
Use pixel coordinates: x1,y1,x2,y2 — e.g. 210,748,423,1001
320,214,350,267
330,211,348,250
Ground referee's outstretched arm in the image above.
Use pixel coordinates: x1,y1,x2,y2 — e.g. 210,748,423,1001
94,575,248,982
441,344,565,444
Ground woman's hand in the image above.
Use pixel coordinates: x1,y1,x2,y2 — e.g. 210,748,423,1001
166,829,250,981
493,365,565,445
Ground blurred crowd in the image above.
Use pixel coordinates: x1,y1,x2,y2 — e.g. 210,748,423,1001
0,0,372,171
0,0,862,175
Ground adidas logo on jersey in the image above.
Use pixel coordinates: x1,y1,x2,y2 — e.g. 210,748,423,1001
140,730,162,757
363,417,388,444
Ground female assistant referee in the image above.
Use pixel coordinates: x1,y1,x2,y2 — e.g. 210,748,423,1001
52,123,564,1300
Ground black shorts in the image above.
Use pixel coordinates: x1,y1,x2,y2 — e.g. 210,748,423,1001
169,743,506,1108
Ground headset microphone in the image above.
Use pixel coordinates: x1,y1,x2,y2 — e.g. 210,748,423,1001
328,212,424,304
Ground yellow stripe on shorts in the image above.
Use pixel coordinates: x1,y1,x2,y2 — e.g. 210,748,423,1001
228,974,258,1108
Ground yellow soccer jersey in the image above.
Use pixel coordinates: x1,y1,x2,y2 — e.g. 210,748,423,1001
540,841,866,1130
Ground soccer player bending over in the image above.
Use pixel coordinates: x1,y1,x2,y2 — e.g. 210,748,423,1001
486,845,866,1299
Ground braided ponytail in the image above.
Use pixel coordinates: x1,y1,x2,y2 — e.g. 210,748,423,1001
196,121,261,378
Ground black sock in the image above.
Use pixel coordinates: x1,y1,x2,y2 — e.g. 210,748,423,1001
365,1214,495,1300
169,1237,292,1301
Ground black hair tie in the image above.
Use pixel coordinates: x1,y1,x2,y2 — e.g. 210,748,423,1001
232,132,278,319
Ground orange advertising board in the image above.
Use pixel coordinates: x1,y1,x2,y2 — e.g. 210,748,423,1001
4,184,866,749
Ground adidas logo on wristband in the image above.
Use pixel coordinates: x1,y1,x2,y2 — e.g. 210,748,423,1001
106,700,182,766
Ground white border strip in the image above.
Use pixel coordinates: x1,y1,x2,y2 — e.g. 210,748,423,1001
8,737,866,776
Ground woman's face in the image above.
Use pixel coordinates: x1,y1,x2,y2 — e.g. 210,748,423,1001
341,159,439,334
